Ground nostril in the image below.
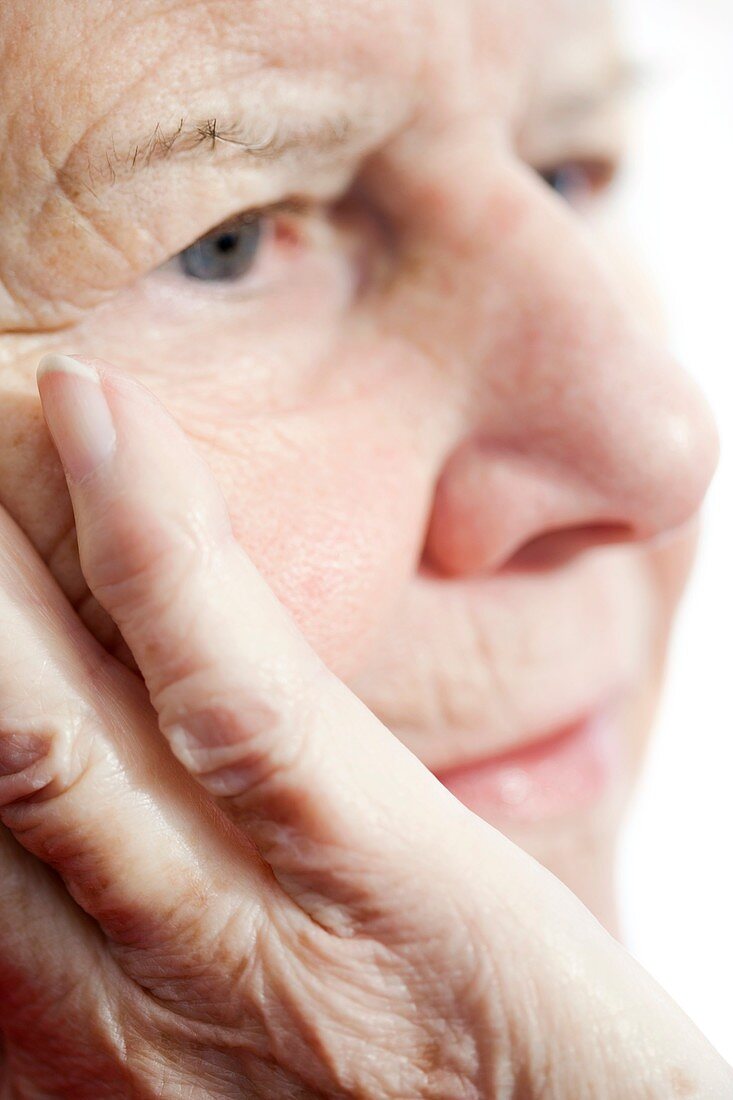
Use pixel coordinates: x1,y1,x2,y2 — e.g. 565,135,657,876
505,523,634,572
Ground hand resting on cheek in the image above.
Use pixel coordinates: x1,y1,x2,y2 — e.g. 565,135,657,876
0,354,726,1099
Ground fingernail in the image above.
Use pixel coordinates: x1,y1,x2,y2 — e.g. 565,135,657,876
37,355,116,482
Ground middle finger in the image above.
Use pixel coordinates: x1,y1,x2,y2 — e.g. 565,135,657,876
0,504,270,971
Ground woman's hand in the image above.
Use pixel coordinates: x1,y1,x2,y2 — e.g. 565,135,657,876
0,354,728,1100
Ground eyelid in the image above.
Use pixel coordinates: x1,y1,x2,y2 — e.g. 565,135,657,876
194,197,311,241
159,195,329,286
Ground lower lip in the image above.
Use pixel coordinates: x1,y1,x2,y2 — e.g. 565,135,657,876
433,710,622,824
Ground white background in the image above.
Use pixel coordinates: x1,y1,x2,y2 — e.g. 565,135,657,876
615,0,732,1063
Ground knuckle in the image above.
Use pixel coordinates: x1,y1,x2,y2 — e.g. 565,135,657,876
156,653,326,803
0,701,98,822
86,501,227,622
163,687,309,799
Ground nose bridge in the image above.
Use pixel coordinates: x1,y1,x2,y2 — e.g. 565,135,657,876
453,177,720,543
419,167,719,578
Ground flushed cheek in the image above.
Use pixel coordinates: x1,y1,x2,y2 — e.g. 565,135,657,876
0,380,431,678
183,403,433,679
0,337,439,679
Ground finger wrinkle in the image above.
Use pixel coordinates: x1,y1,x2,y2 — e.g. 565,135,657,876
0,699,98,820
0,728,51,781
164,695,302,798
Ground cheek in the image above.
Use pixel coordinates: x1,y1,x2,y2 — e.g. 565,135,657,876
621,529,699,777
0,359,102,647
645,526,700,636
0,365,76,566
1,251,444,679
0,357,433,680
186,403,432,679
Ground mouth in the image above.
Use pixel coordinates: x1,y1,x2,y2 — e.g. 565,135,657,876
352,552,649,825
431,704,624,825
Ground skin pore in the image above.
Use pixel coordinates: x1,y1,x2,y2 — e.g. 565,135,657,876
0,0,717,950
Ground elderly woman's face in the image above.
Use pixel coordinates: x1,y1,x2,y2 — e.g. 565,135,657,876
0,0,717,928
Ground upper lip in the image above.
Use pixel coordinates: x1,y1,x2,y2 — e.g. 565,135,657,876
393,697,619,777
427,707,609,779
353,551,648,773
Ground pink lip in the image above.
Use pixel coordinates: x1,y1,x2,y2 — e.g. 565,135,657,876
433,709,622,824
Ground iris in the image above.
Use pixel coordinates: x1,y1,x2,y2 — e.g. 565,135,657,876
179,216,263,281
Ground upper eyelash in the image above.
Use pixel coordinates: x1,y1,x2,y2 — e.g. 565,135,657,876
195,198,311,241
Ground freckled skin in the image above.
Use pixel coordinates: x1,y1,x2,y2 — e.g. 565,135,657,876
0,0,717,943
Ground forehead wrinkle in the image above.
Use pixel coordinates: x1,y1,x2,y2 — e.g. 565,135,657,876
12,0,421,215
41,1,420,204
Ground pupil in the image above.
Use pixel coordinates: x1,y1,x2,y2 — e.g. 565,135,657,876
217,232,238,254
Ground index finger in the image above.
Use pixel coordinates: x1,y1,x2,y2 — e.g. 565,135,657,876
37,354,460,931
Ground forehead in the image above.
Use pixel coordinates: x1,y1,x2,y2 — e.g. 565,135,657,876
5,0,612,124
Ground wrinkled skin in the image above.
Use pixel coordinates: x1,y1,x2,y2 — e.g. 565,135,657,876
0,1,729,1097
0,357,727,1098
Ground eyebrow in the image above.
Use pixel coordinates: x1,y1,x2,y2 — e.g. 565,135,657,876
136,113,351,164
548,59,650,123
69,111,355,197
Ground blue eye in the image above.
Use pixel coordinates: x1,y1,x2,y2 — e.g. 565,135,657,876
539,159,617,203
541,164,587,199
179,216,263,281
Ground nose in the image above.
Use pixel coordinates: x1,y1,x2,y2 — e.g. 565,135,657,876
422,178,720,577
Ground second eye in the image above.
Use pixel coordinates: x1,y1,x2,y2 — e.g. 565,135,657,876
539,158,618,204
179,215,264,281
